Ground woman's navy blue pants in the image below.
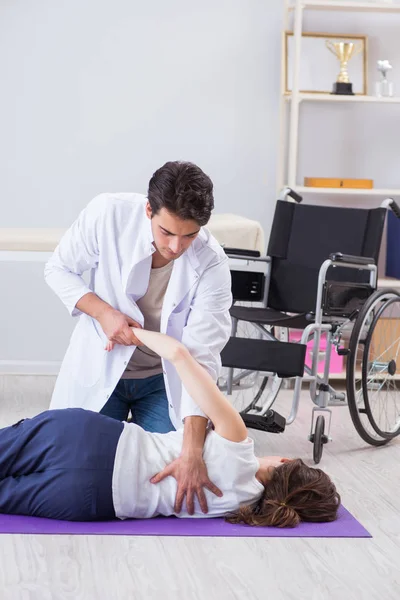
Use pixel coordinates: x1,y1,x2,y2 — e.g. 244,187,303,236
0,408,123,521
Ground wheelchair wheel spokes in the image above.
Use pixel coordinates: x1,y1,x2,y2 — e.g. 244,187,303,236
364,378,400,438
347,289,400,446
362,296,400,439
219,367,263,412
219,368,282,416
238,372,283,416
254,374,283,415
353,385,389,444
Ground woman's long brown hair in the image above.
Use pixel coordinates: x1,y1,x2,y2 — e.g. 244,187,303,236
226,459,340,528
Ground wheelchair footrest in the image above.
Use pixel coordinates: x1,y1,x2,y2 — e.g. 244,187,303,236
241,410,286,434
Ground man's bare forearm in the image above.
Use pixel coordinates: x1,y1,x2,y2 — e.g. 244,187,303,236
76,292,113,320
182,416,208,456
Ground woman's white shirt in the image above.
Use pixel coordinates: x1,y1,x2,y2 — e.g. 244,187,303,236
112,423,264,519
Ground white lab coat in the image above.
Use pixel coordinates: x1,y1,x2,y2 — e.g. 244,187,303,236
45,193,232,428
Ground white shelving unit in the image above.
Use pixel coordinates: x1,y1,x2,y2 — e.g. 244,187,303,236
277,0,400,198
278,2,400,381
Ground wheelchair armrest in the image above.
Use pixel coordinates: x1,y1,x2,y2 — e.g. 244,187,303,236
224,247,261,258
329,252,376,266
224,249,271,264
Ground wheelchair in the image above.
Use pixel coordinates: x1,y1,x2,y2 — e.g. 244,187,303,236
219,188,400,463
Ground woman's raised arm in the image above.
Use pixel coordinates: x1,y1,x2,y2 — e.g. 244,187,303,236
131,328,247,442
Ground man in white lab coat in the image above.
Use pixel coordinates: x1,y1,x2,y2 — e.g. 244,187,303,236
45,161,232,514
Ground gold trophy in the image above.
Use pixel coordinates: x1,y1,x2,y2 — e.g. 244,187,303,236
326,40,363,95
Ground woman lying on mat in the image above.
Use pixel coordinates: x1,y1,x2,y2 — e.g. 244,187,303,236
0,329,340,526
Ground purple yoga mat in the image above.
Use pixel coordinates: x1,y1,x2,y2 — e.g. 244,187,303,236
0,505,370,538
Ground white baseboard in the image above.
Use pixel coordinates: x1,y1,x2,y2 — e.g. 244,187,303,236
0,361,61,375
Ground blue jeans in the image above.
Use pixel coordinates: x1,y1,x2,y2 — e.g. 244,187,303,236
100,374,175,433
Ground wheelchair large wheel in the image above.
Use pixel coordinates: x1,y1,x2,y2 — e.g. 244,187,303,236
346,289,400,446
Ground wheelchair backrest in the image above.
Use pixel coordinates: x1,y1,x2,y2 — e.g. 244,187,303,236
266,200,386,314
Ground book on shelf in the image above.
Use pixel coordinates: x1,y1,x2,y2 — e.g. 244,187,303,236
304,177,374,189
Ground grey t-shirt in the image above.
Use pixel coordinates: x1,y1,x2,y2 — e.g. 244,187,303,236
122,260,174,379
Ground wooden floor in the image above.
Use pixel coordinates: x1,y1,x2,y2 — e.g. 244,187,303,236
0,375,399,600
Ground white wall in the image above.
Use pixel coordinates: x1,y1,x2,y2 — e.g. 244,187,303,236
1,2,399,370
0,0,282,367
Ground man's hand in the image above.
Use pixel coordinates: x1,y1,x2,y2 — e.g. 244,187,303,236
97,307,143,349
150,452,222,515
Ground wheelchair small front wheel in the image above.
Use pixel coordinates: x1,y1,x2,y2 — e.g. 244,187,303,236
311,415,327,464
347,289,400,446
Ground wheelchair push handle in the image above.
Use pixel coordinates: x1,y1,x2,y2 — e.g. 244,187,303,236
390,199,400,219
280,187,303,203
381,197,400,218
287,189,303,203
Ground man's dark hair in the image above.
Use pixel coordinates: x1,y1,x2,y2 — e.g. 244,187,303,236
147,161,214,226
